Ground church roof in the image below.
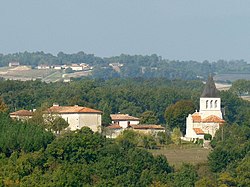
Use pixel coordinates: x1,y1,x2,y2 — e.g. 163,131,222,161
202,115,225,123
201,75,219,98
191,112,201,122
193,128,205,135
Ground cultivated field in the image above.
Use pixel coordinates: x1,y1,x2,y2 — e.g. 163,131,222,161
150,146,211,168
0,66,91,82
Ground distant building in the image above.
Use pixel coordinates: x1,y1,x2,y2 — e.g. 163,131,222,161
53,65,63,70
70,64,83,71
184,76,225,140
9,61,20,67
37,64,50,69
10,110,33,120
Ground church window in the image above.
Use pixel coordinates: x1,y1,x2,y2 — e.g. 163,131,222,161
206,100,208,109
215,100,217,108
210,100,213,108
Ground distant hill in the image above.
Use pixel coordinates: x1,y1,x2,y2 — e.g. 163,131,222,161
1,51,250,81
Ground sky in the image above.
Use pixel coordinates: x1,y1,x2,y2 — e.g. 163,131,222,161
1,0,250,62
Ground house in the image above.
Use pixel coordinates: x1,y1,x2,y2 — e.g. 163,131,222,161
53,65,63,70
106,114,165,138
46,104,102,132
37,64,50,69
9,61,20,67
110,114,140,128
70,64,83,71
184,76,225,140
10,110,33,120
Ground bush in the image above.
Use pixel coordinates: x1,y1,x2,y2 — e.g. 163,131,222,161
204,134,212,140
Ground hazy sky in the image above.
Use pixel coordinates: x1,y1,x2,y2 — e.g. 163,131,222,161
1,0,250,62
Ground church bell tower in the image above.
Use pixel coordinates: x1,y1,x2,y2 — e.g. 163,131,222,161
199,75,222,119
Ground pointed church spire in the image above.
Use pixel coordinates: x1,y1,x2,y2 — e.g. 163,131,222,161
201,75,219,98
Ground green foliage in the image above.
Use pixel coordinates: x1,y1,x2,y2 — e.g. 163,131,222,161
173,164,198,187
208,124,250,173
46,127,104,164
50,116,69,134
165,100,196,133
230,79,250,96
0,113,54,156
204,134,212,140
101,104,112,126
140,110,159,124
65,67,74,73
171,127,182,145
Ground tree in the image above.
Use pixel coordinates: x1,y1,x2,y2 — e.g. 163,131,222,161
165,100,196,134
140,110,159,124
102,104,112,126
171,127,182,145
0,98,8,113
51,117,69,134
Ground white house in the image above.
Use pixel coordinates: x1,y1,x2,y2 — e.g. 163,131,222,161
185,76,225,140
70,64,83,71
46,104,102,132
110,114,140,128
37,64,50,69
9,61,20,67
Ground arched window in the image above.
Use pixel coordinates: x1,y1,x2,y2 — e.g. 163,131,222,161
215,100,217,108
206,100,209,109
210,100,213,108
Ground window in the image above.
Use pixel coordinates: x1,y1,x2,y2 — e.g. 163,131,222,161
206,100,209,109
210,100,213,108
215,100,217,108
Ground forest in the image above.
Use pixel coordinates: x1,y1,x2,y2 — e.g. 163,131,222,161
0,78,249,186
1,51,250,80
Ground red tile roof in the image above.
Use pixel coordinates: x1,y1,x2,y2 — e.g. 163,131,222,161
202,115,225,123
193,128,205,135
107,124,122,129
47,105,102,114
192,112,201,122
111,114,140,121
130,124,165,130
10,110,33,116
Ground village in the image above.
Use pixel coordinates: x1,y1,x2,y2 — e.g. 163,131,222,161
9,76,225,145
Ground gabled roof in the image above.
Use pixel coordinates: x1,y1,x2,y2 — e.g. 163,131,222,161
47,105,102,114
110,114,140,121
107,124,122,129
201,75,219,98
193,128,205,135
130,124,165,130
10,110,33,116
191,112,201,122
202,115,225,123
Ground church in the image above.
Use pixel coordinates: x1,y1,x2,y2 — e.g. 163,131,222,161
185,76,225,140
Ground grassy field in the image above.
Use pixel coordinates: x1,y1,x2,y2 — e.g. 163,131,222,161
149,145,211,168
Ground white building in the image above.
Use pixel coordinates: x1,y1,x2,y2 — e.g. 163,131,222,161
47,104,102,132
106,114,165,138
70,64,83,71
110,114,140,128
37,64,50,69
9,61,20,67
185,76,225,140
